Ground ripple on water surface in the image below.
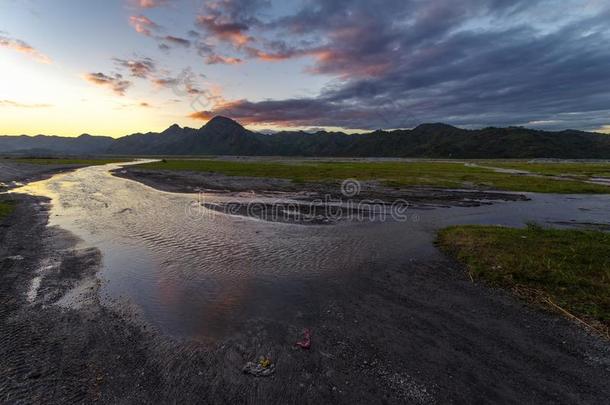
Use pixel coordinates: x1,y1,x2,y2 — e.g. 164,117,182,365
13,164,390,340
12,162,610,340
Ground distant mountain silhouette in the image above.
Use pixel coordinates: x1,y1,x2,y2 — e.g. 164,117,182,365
0,133,114,155
2,116,610,158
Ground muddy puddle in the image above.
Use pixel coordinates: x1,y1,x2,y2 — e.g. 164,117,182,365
12,162,610,341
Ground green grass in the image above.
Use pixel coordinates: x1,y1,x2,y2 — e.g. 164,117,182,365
437,224,610,332
0,201,15,221
481,161,610,178
8,158,130,166
135,159,610,194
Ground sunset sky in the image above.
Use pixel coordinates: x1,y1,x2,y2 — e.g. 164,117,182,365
1,0,610,137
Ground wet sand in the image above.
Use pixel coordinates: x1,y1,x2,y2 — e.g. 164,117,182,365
112,166,530,204
1,163,609,403
0,161,90,191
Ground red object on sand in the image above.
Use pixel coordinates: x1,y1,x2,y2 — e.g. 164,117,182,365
296,329,312,349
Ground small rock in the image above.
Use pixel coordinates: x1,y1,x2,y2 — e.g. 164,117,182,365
243,357,275,377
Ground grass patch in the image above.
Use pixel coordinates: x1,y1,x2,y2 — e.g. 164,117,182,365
437,224,610,334
135,159,610,194
8,158,130,166
481,161,610,179
0,201,15,221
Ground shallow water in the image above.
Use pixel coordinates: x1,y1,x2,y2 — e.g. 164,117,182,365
13,162,610,340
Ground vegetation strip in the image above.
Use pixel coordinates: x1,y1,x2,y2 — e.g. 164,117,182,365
437,224,610,337
0,201,15,221
136,159,610,194
479,161,610,178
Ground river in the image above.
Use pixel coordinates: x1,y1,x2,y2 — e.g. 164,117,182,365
13,162,610,341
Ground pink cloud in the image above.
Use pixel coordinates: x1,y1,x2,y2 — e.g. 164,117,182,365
0,34,52,64
133,0,171,8
129,15,160,36
205,54,242,65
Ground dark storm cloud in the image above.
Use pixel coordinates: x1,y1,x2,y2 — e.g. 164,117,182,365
191,0,610,131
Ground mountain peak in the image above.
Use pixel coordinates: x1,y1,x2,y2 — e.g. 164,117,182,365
412,123,460,133
163,123,182,132
202,116,244,132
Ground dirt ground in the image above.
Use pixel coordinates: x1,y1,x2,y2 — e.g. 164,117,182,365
1,165,610,404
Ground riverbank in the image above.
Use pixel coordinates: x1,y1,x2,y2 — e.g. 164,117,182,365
123,159,610,194
0,161,83,191
0,194,160,402
113,166,529,205
113,166,533,225
438,224,610,338
2,165,610,403
0,159,127,192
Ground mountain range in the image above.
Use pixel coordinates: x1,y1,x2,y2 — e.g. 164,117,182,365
2,116,610,158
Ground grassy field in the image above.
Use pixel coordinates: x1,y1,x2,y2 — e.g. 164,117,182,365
135,159,610,194
7,158,130,166
0,201,15,221
480,161,610,178
438,224,610,333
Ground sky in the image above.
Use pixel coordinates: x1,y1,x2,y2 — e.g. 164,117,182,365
1,0,610,137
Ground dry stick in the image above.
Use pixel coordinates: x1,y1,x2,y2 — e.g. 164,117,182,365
515,285,609,339
544,297,609,339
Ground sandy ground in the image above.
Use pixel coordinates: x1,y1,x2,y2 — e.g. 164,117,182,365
0,161,88,190
1,164,610,404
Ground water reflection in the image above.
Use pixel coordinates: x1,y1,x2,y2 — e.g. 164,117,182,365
12,162,610,340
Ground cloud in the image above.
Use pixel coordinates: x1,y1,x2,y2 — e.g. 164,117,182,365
161,35,191,48
152,68,211,97
128,1,251,63
193,0,270,47
188,0,610,131
133,0,171,8
0,33,52,64
187,98,363,127
129,15,160,36
84,72,132,96
596,125,610,134
195,15,251,47
113,57,156,78
0,99,52,108
205,54,242,65
194,40,242,65
152,77,178,88
129,15,193,53
139,101,152,107
188,111,213,120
